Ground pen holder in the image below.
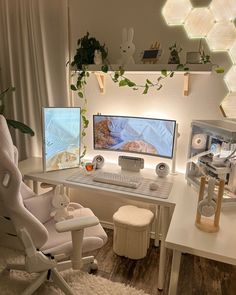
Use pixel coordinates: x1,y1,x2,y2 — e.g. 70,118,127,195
195,176,225,233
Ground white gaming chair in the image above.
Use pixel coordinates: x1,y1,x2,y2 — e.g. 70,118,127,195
0,115,108,294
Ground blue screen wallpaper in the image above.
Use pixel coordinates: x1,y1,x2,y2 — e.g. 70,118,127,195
94,115,176,159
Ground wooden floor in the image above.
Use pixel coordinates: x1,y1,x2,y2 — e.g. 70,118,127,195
88,229,236,295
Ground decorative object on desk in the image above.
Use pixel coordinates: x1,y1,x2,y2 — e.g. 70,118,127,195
50,185,71,222
156,162,170,178
168,42,182,64
195,176,225,233
94,49,103,65
142,41,162,64
92,154,105,169
85,161,96,174
0,87,34,136
118,27,135,65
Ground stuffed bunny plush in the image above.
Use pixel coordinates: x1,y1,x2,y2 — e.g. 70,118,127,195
50,185,70,222
118,27,135,65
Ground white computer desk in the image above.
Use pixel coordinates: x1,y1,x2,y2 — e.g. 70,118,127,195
19,157,236,294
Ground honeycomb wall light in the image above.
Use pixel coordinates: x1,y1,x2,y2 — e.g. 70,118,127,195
162,0,236,117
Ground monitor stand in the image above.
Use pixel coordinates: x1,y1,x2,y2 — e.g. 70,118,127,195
170,123,179,175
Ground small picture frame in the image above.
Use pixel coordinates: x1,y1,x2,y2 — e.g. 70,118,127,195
142,42,162,64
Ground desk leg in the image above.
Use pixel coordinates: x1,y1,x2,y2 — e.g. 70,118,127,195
154,205,160,247
168,250,181,295
158,206,169,290
33,180,39,194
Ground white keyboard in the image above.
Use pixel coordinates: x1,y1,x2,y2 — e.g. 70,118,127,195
93,172,142,189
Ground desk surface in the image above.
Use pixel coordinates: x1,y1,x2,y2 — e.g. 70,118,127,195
20,157,236,266
19,157,186,207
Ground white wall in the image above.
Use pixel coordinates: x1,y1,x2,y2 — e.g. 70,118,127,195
68,0,231,223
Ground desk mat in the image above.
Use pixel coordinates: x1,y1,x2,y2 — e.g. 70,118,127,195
66,170,173,199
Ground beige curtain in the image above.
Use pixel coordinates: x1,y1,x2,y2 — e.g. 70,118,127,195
0,0,70,160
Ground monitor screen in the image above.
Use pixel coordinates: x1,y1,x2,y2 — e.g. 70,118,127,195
42,107,81,172
93,115,176,159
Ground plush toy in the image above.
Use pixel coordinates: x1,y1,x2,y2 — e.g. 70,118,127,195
118,27,135,65
50,185,70,222
94,49,103,65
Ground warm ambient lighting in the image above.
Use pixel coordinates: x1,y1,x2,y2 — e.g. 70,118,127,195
210,0,236,21
163,0,236,117
184,8,215,38
162,0,192,26
221,92,236,117
224,66,236,92
206,21,236,51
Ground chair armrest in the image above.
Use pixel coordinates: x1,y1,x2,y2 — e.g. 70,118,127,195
55,215,99,233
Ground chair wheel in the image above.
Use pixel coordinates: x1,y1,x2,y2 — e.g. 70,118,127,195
90,259,98,271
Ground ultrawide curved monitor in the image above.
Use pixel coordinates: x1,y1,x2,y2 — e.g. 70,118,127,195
93,115,176,159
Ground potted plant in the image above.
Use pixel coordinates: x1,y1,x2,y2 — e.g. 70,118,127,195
0,87,34,136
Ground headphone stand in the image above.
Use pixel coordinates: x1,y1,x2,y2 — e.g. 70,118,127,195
195,176,225,233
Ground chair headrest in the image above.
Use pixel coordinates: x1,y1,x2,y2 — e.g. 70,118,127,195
0,115,14,160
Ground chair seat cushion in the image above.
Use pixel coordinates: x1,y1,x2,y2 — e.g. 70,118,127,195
41,207,107,256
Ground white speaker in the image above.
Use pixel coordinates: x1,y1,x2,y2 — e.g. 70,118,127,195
155,163,169,178
92,155,105,169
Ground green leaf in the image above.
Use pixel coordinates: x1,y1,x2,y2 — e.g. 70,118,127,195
133,88,138,91
101,64,109,73
78,91,84,98
119,80,128,87
70,84,77,91
146,79,153,85
142,85,149,94
157,84,163,90
6,119,34,136
81,108,87,114
215,67,224,74
127,80,136,87
183,67,189,71
161,70,167,77
170,72,174,78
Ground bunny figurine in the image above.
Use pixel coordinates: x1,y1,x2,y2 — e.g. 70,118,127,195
94,49,103,65
118,27,135,65
50,185,70,222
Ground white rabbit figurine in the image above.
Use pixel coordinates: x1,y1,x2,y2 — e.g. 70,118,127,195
94,49,103,65
50,185,70,222
118,27,135,65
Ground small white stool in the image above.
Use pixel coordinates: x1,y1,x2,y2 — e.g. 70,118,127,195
113,205,154,259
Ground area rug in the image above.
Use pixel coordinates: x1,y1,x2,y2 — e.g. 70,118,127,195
0,247,149,295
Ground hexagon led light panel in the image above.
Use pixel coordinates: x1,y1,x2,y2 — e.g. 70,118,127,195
162,0,192,25
221,93,236,118
229,42,236,64
163,0,236,117
224,66,236,92
210,0,236,21
206,21,236,51
184,8,215,38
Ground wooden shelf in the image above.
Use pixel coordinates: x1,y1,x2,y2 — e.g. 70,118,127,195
71,64,212,96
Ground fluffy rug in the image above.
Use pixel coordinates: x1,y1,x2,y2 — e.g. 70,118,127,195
0,247,149,295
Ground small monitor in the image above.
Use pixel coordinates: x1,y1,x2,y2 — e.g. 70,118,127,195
93,115,176,159
42,107,81,172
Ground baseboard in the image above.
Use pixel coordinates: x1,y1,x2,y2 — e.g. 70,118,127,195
100,220,161,241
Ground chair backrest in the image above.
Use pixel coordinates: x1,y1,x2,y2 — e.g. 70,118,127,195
0,115,48,250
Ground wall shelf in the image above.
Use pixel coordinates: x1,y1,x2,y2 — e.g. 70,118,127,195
72,64,212,96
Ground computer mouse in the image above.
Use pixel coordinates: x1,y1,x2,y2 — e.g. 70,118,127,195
149,182,159,191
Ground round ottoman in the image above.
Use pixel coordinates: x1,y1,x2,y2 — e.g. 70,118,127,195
113,205,154,259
